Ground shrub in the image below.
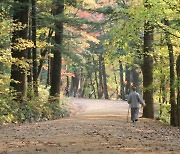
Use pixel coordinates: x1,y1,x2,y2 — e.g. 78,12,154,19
159,103,171,124
0,87,70,124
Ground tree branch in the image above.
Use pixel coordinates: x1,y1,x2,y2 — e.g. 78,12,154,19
156,22,180,39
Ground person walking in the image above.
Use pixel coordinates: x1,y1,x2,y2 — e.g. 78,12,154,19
127,87,145,123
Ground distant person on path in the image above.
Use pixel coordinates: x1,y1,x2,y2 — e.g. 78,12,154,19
127,87,145,123
65,86,69,97
89,90,94,98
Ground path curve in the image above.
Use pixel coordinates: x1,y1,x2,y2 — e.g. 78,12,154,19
0,98,179,154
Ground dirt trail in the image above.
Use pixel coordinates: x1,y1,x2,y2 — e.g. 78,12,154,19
0,98,179,154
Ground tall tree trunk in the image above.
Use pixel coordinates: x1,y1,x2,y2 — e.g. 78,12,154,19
132,67,139,90
81,77,88,98
32,0,38,96
10,0,29,102
70,76,73,96
71,73,79,97
27,49,32,99
50,0,64,98
164,19,177,126
46,55,51,88
125,65,131,95
92,56,100,98
27,5,32,99
112,63,119,99
66,76,70,89
101,56,109,99
98,54,103,98
87,69,96,99
76,68,84,97
176,54,180,127
119,60,125,100
142,20,154,119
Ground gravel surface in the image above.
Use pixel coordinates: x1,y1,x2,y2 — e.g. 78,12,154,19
0,98,179,154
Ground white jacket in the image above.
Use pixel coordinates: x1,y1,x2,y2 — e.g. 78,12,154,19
127,91,143,108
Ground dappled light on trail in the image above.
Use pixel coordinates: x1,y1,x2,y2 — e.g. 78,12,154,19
0,98,179,154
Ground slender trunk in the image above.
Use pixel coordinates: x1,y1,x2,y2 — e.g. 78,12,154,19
46,55,51,87
164,19,177,126
66,76,70,89
27,6,32,99
87,69,96,99
70,76,73,96
92,56,100,98
159,82,162,117
119,60,125,100
27,50,32,79
98,54,103,98
81,77,88,98
27,49,33,98
142,20,154,119
10,0,29,102
71,73,79,97
50,0,64,98
125,65,131,95
112,63,119,99
78,68,84,96
77,68,83,97
176,54,180,127
101,56,109,99
32,0,38,96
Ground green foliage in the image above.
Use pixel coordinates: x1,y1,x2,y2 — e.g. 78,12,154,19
0,87,70,124
0,94,18,123
159,103,171,124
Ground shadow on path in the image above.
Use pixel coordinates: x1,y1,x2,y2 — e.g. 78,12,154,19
0,98,179,154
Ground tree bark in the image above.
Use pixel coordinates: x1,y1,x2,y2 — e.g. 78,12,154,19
87,69,96,99
27,49,32,99
176,54,180,127
50,0,64,98
98,54,103,99
101,56,109,99
125,65,131,95
119,60,125,100
164,19,177,126
142,21,154,119
112,63,119,99
10,0,29,102
31,0,38,96
71,73,79,97
27,5,32,99
92,56,100,98
46,55,51,87
81,77,88,98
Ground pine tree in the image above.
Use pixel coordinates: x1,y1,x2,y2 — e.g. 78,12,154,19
10,0,30,102
50,0,64,98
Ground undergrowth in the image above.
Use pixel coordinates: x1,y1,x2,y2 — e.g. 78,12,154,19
158,103,170,124
0,87,70,124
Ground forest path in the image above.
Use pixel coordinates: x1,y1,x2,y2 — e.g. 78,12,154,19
0,98,179,154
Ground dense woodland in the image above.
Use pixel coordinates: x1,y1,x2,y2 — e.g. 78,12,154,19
0,0,179,126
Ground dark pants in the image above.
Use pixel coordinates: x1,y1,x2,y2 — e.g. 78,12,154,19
131,108,139,121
